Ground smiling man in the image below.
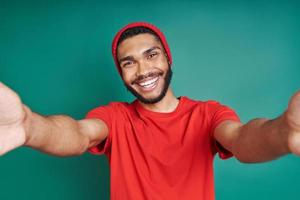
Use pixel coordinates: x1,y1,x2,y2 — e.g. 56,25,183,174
0,22,300,200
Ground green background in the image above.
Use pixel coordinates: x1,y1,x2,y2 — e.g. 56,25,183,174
1,0,299,199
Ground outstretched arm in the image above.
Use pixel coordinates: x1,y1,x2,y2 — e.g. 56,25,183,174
0,82,108,156
214,91,300,163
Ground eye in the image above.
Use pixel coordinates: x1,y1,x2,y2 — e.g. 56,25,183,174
122,61,135,68
147,52,158,59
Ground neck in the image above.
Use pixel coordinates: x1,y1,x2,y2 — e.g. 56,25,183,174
138,88,179,113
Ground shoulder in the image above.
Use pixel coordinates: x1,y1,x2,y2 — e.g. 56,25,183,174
183,97,237,117
86,101,132,117
183,96,223,109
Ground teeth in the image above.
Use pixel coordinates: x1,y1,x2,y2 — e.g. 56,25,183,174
138,77,158,87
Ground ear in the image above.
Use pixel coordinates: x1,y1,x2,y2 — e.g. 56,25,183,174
164,53,170,65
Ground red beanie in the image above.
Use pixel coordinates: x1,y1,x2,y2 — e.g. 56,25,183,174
111,22,172,76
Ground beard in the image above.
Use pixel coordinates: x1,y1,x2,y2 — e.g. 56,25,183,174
124,66,173,104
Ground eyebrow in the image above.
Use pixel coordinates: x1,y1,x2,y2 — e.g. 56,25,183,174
118,46,162,64
119,55,134,64
143,46,161,55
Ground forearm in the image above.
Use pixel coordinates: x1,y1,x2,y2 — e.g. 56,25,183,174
24,109,89,156
232,114,290,163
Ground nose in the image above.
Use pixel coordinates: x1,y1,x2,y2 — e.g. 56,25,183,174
136,60,151,77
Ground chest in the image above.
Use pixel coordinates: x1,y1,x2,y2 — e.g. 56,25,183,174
112,111,212,161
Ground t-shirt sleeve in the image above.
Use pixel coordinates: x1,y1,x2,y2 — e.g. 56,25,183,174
208,101,241,159
85,104,113,156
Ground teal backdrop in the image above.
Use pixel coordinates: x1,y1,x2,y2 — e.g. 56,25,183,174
0,0,299,199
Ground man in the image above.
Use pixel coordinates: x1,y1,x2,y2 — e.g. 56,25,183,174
0,22,299,200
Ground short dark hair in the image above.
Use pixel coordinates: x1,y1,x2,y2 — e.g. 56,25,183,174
117,26,161,47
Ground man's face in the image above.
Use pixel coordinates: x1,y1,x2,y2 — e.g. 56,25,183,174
117,33,172,104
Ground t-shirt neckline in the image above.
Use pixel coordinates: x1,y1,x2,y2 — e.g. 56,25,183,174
134,96,187,118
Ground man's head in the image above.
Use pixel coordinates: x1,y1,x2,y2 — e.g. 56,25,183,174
112,22,173,104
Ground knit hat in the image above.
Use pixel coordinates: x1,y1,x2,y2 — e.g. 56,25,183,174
111,22,172,76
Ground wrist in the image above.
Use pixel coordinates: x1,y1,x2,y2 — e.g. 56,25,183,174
22,105,33,146
279,113,292,153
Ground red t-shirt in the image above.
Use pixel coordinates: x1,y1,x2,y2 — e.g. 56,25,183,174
86,96,240,200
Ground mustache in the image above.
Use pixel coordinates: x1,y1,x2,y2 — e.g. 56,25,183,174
131,71,164,85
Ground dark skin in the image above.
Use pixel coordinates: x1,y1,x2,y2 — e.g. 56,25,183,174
0,33,299,164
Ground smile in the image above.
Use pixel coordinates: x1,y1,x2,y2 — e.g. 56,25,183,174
136,77,159,91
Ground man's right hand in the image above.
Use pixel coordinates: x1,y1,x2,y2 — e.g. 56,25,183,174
0,82,30,155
